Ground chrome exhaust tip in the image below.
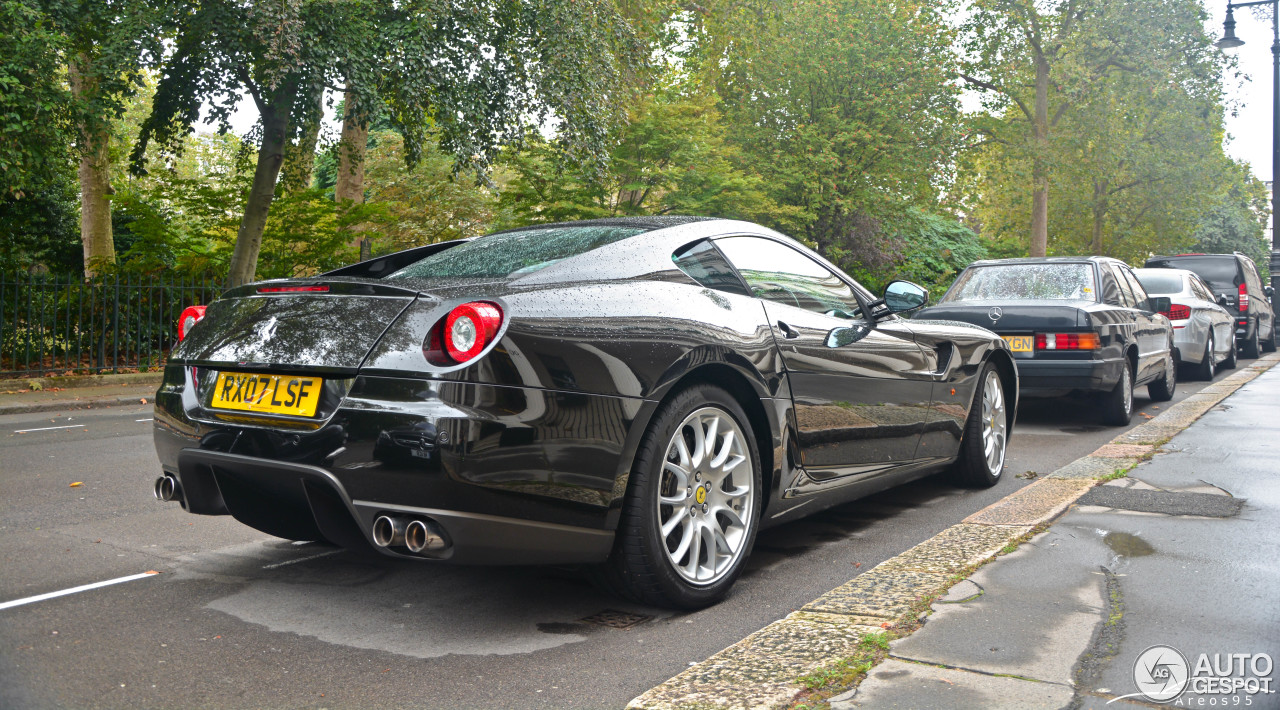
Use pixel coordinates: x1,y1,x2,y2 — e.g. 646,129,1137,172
372,515,408,548
404,519,446,553
153,475,181,502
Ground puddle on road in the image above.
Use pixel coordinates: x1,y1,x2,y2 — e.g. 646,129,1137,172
1103,531,1155,557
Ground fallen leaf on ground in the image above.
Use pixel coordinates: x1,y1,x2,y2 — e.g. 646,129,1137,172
69,482,83,487
140,398,148,404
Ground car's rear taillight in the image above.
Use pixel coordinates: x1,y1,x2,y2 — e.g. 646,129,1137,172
424,301,503,365
1238,283,1249,311
1035,332,1100,350
177,305,207,342
1161,304,1191,320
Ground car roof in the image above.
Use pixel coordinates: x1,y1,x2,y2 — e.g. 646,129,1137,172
486,215,718,236
966,256,1124,267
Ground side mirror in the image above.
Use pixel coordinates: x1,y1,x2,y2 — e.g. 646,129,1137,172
1266,286,1274,298
1217,295,1230,307
1150,296,1171,314
883,280,929,314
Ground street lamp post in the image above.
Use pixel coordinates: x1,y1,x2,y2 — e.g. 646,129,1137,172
1217,1,1279,266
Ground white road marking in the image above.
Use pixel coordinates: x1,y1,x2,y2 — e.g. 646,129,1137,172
135,418,153,422
14,424,86,433
0,571,159,611
261,550,341,569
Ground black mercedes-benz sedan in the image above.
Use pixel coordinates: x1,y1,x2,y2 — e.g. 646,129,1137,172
152,217,1017,608
914,256,1175,426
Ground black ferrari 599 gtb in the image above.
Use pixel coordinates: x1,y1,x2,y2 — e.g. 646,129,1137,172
152,217,1018,608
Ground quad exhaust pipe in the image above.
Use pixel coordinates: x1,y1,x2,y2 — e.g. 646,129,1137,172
153,475,182,503
372,515,446,554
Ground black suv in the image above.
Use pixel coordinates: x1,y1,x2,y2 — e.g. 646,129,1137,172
1144,252,1276,358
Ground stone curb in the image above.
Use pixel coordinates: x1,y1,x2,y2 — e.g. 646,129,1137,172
627,352,1280,710
2,371,163,391
0,392,156,416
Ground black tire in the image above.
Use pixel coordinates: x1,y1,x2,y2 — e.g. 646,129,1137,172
952,363,1008,489
1101,360,1134,426
1242,320,1261,359
1148,348,1176,402
1223,329,1238,370
1263,321,1277,353
1195,334,1216,381
598,384,762,609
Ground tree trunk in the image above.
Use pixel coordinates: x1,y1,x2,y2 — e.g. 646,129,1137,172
1091,178,1107,255
281,84,323,192
227,102,290,287
68,54,115,278
336,88,370,259
1030,57,1050,258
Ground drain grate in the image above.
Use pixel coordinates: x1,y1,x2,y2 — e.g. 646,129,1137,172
578,609,652,629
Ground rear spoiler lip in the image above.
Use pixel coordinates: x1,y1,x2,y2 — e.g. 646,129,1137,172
321,238,473,280
221,278,426,300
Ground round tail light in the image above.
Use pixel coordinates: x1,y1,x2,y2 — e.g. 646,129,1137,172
425,302,503,365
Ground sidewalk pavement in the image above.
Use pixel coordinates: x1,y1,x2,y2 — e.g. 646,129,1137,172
842,361,1280,708
630,354,1280,710
0,380,160,416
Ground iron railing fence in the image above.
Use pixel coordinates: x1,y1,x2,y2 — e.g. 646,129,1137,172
0,273,225,378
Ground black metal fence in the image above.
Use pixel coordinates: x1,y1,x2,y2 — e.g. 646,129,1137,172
0,273,225,378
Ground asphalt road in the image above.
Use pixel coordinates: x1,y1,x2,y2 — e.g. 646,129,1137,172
0,371,1222,709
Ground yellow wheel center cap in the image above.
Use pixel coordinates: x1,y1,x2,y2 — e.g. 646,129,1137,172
695,487,707,505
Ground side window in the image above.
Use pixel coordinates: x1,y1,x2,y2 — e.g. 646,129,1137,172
1101,266,1123,306
714,236,864,319
1121,267,1150,308
672,240,752,297
1109,265,1137,307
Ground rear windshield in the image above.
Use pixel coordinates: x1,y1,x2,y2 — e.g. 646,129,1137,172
388,225,647,280
1134,271,1184,295
1145,257,1239,290
943,263,1097,302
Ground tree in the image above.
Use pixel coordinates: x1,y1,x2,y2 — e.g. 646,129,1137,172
135,0,640,287
1190,161,1272,272
498,75,788,229
959,0,1224,257
699,0,964,267
0,0,74,200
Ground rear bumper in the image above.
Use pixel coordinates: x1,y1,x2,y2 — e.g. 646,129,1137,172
1015,357,1123,395
153,367,644,565
171,449,614,564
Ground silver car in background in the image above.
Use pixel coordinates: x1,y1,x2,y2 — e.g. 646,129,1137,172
1134,267,1236,380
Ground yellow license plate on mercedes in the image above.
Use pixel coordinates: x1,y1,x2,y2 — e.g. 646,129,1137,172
210,372,323,417
1002,335,1034,353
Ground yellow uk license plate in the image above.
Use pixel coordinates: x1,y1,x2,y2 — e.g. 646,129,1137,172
1002,335,1034,353
209,372,323,417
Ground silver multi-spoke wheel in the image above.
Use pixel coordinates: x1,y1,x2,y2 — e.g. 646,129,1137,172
979,370,1007,474
657,407,754,586
1121,365,1132,417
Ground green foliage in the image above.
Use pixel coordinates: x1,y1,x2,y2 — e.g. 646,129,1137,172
0,0,73,197
960,0,1231,260
0,168,81,274
700,0,964,269
1190,162,1272,277
837,209,987,295
498,74,792,229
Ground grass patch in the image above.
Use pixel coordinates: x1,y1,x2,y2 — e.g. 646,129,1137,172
1097,469,1129,483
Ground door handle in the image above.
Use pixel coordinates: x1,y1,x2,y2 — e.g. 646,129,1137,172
777,321,800,339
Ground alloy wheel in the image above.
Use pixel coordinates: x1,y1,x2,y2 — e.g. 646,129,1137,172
980,370,1007,474
657,407,754,586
